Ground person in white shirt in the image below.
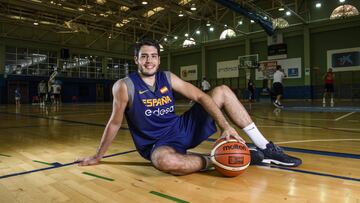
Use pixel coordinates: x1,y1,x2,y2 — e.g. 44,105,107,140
272,65,287,108
51,83,62,105
201,77,211,92
38,80,47,106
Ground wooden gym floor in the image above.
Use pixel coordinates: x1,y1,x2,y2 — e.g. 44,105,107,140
0,101,359,203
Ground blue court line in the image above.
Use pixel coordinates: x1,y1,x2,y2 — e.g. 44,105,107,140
269,165,360,182
0,149,137,180
206,138,360,159
281,146,360,159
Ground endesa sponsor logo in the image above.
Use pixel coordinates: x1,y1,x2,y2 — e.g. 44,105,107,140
145,105,174,116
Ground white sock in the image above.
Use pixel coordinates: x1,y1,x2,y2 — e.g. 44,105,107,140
200,155,213,171
243,122,269,149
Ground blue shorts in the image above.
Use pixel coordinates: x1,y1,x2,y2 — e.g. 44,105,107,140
148,103,217,160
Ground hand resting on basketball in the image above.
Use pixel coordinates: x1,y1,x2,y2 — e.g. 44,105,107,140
76,155,101,166
220,126,245,143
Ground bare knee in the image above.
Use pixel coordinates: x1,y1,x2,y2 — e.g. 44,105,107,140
210,85,234,107
151,147,182,173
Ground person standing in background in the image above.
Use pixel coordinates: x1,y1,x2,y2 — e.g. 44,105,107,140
323,68,335,107
51,82,62,105
15,87,21,106
201,77,211,93
38,80,47,106
272,65,287,108
248,79,255,102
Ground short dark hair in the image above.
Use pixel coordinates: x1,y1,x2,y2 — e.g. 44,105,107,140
276,65,282,70
134,38,160,57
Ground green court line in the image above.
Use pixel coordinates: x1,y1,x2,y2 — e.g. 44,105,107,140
0,153,11,157
150,191,189,203
33,160,54,166
82,172,114,181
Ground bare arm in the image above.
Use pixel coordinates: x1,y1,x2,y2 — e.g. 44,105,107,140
78,80,128,165
170,73,244,142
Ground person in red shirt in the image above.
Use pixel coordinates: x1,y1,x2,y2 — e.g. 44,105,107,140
322,68,335,107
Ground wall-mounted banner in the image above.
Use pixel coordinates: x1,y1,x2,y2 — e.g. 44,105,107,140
180,65,198,81
256,58,302,80
327,47,360,72
256,60,277,80
217,60,239,78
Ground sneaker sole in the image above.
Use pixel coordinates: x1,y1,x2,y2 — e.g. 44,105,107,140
262,159,297,167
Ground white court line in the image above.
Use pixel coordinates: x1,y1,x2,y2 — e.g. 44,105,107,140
257,117,335,121
258,125,360,131
276,139,360,144
334,112,356,121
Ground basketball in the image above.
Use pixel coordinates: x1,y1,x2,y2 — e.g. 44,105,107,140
211,138,251,177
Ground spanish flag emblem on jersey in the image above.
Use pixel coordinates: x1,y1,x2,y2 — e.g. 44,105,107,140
160,86,169,94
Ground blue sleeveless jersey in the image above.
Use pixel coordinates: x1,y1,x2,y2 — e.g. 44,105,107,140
125,71,217,160
125,71,179,157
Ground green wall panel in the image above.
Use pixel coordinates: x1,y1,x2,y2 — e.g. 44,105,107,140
171,50,201,79
206,44,245,80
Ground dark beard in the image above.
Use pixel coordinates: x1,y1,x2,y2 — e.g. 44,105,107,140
138,69,156,77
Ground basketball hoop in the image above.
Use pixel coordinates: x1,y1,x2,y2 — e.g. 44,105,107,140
238,54,259,80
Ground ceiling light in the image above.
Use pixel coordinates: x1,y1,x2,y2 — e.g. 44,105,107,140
190,4,196,11
264,16,268,20
185,33,189,37
278,7,285,11
96,0,106,5
339,0,345,3
78,7,84,11
174,36,178,40
142,1,148,5
164,37,168,41
206,21,211,26
286,11,291,16
250,20,255,23
178,11,184,17
238,20,243,25
196,30,200,35
209,27,214,32
315,3,321,8
33,21,39,25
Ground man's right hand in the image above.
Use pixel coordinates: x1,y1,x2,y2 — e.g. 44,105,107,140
76,155,101,166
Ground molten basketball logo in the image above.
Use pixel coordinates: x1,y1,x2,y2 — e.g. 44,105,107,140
223,144,247,151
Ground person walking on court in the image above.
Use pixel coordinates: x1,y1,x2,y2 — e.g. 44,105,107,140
322,68,335,107
272,65,287,108
201,77,211,93
38,80,47,106
78,38,301,175
14,87,21,106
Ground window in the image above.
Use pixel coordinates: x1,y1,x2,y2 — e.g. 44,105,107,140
220,29,236,40
272,18,289,29
182,38,196,47
330,5,359,19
